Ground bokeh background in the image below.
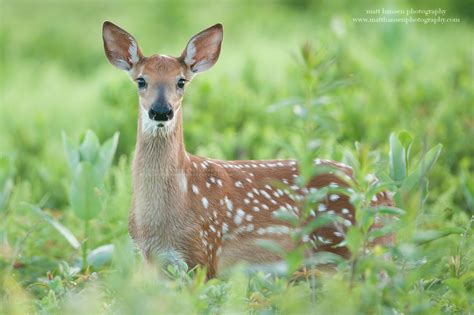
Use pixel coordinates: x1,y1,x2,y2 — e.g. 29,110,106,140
1,0,473,314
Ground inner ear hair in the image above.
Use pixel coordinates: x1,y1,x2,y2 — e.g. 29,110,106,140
181,23,223,74
102,21,143,71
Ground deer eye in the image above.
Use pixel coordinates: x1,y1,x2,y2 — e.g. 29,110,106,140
136,78,147,89
177,78,186,89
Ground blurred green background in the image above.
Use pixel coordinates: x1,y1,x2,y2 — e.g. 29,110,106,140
1,0,473,314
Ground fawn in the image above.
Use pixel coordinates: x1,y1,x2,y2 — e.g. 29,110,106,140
102,21,394,278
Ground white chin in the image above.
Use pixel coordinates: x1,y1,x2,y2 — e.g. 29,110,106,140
141,108,176,136
145,120,176,136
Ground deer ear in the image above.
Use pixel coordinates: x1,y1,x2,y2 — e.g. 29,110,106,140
181,24,223,74
102,21,143,71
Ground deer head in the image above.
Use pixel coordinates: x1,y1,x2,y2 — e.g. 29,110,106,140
102,21,223,136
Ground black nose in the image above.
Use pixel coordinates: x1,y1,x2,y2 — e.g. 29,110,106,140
148,107,174,121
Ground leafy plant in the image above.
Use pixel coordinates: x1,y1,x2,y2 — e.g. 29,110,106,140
62,130,119,269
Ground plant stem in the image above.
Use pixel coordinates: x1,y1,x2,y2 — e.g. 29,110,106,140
82,219,89,271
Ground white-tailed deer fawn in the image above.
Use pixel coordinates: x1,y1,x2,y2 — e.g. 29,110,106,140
102,21,394,278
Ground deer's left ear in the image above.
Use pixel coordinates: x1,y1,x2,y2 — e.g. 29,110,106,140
102,21,143,71
181,24,223,74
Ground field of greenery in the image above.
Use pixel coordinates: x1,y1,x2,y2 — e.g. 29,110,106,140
1,0,473,314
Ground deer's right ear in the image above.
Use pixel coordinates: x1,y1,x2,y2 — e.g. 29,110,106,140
102,21,143,71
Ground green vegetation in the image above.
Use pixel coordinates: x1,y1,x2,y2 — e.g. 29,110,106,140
1,0,472,314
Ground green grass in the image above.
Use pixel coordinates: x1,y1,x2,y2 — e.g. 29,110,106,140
1,0,473,314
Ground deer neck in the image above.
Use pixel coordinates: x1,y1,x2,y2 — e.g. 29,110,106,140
132,107,192,255
134,107,188,178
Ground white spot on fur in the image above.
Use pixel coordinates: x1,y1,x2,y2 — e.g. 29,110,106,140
235,181,243,188
329,194,340,201
192,185,199,194
318,204,327,212
202,197,209,209
225,196,233,211
234,209,245,225
317,236,332,244
260,190,272,199
222,223,229,234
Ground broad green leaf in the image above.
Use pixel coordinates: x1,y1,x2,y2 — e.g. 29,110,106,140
389,132,406,184
402,144,442,193
26,203,81,250
61,131,79,173
70,162,103,221
87,244,114,269
79,130,100,164
414,227,464,245
96,132,119,178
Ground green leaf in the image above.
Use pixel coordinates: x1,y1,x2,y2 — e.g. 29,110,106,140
305,251,345,266
374,206,406,216
0,155,15,212
272,208,299,226
26,203,81,250
87,244,114,269
285,247,305,275
62,131,79,173
0,179,13,213
398,131,413,150
398,130,413,163
346,227,363,255
70,162,103,221
367,225,395,241
414,227,464,245
254,239,285,256
402,144,442,193
389,132,406,184
301,213,340,235
96,132,119,178
79,130,101,164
